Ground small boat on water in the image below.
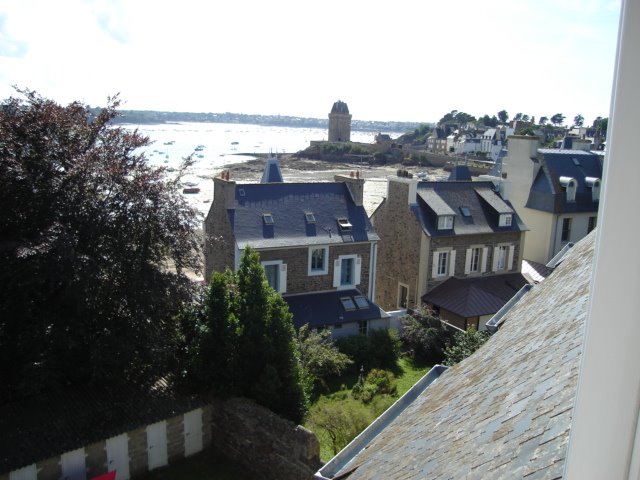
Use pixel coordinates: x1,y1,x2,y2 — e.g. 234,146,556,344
231,141,239,145
182,187,200,194
195,145,205,151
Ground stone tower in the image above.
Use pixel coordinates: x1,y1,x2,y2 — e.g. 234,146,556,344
328,100,352,142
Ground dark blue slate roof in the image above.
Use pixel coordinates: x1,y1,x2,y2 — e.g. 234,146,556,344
260,158,284,183
284,289,387,329
447,165,473,181
232,182,379,249
526,149,602,214
413,181,526,237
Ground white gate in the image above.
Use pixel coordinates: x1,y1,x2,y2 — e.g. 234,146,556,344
183,409,203,456
60,447,86,480
146,421,168,470
106,433,130,479
9,464,37,480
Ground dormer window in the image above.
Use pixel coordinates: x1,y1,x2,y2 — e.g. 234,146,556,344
460,206,471,217
263,213,274,225
437,215,454,230
585,177,601,202
305,212,316,223
337,218,352,231
559,176,577,203
499,213,513,227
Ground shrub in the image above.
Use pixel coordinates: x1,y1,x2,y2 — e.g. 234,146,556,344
443,326,490,365
399,309,454,364
336,329,400,373
352,369,397,404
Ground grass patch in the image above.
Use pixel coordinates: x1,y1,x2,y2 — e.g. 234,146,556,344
305,356,431,461
137,449,255,480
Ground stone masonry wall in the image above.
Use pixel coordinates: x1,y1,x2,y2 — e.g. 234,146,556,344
371,178,424,311
258,242,372,296
204,176,237,281
210,397,321,480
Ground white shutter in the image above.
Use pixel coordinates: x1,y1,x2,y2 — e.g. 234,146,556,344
507,245,515,271
481,247,489,273
61,448,86,480
464,248,472,274
492,246,499,271
9,465,37,480
431,252,439,278
333,259,341,287
448,250,456,277
106,434,130,480
354,257,362,285
279,263,287,293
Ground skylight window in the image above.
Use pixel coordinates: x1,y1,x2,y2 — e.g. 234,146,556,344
337,218,352,231
340,296,356,311
572,157,581,166
239,188,245,197
460,206,471,217
263,213,274,225
353,295,369,309
305,212,316,223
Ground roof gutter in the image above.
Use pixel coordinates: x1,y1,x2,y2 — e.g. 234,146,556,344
314,364,449,480
485,283,533,333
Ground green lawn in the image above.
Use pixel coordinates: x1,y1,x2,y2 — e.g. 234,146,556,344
305,356,431,461
136,450,255,480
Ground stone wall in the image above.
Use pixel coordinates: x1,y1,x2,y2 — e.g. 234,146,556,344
204,176,237,281
258,242,372,296
210,397,321,480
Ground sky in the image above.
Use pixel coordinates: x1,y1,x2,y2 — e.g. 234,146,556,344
0,0,622,125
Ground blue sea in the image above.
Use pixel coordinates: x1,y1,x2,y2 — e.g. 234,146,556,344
124,122,394,215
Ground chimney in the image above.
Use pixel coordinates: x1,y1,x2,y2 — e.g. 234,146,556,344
335,173,364,206
387,176,418,206
213,172,236,209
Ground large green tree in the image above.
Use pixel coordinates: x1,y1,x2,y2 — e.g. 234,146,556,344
0,90,201,401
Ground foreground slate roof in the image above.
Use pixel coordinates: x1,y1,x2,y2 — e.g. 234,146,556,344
412,181,526,237
326,231,595,479
285,289,388,329
422,273,529,318
231,182,379,249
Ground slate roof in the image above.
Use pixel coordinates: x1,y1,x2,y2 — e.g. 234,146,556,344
231,182,379,249
330,100,349,114
447,165,472,181
412,181,526,237
1,381,206,474
422,273,529,318
260,157,284,183
324,230,595,479
526,149,602,214
284,289,388,329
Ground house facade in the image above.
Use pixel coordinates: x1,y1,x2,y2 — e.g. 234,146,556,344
370,176,527,330
204,163,387,337
488,136,602,264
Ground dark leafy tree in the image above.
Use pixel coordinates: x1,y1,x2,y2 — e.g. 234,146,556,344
439,110,476,126
551,113,566,126
497,110,509,124
531,116,536,125
539,116,549,125
574,114,585,127
0,89,201,401
398,309,453,364
593,117,608,138
480,114,498,128
522,114,530,122
513,112,523,121
443,326,490,365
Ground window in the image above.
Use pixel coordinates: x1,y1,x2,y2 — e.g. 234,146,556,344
586,177,601,202
262,213,274,225
308,246,328,275
469,247,480,273
398,283,409,309
588,216,597,233
340,296,356,311
354,295,369,309
460,206,471,217
496,245,508,270
305,212,316,223
562,218,572,242
499,213,513,227
560,176,577,203
492,244,514,272
438,215,454,230
333,255,361,288
337,218,352,231
358,320,368,335
437,251,449,276
261,260,287,293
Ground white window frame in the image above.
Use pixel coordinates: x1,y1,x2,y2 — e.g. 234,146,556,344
499,213,513,227
398,282,409,309
308,246,329,276
261,260,287,293
431,249,456,278
333,254,361,289
437,215,454,230
465,246,483,274
492,244,515,272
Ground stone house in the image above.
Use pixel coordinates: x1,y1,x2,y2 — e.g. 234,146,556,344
370,175,527,331
203,159,387,337
484,135,602,264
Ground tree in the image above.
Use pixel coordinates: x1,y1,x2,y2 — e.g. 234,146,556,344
540,116,549,125
296,325,352,394
522,114,530,122
550,113,566,126
497,110,509,124
574,114,584,127
443,326,490,365
307,401,371,455
593,117,608,138
399,309,453,364
513,112,523,121
439,110,476,126
531,116,536,125
0,90,201,401
182,247,307,423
